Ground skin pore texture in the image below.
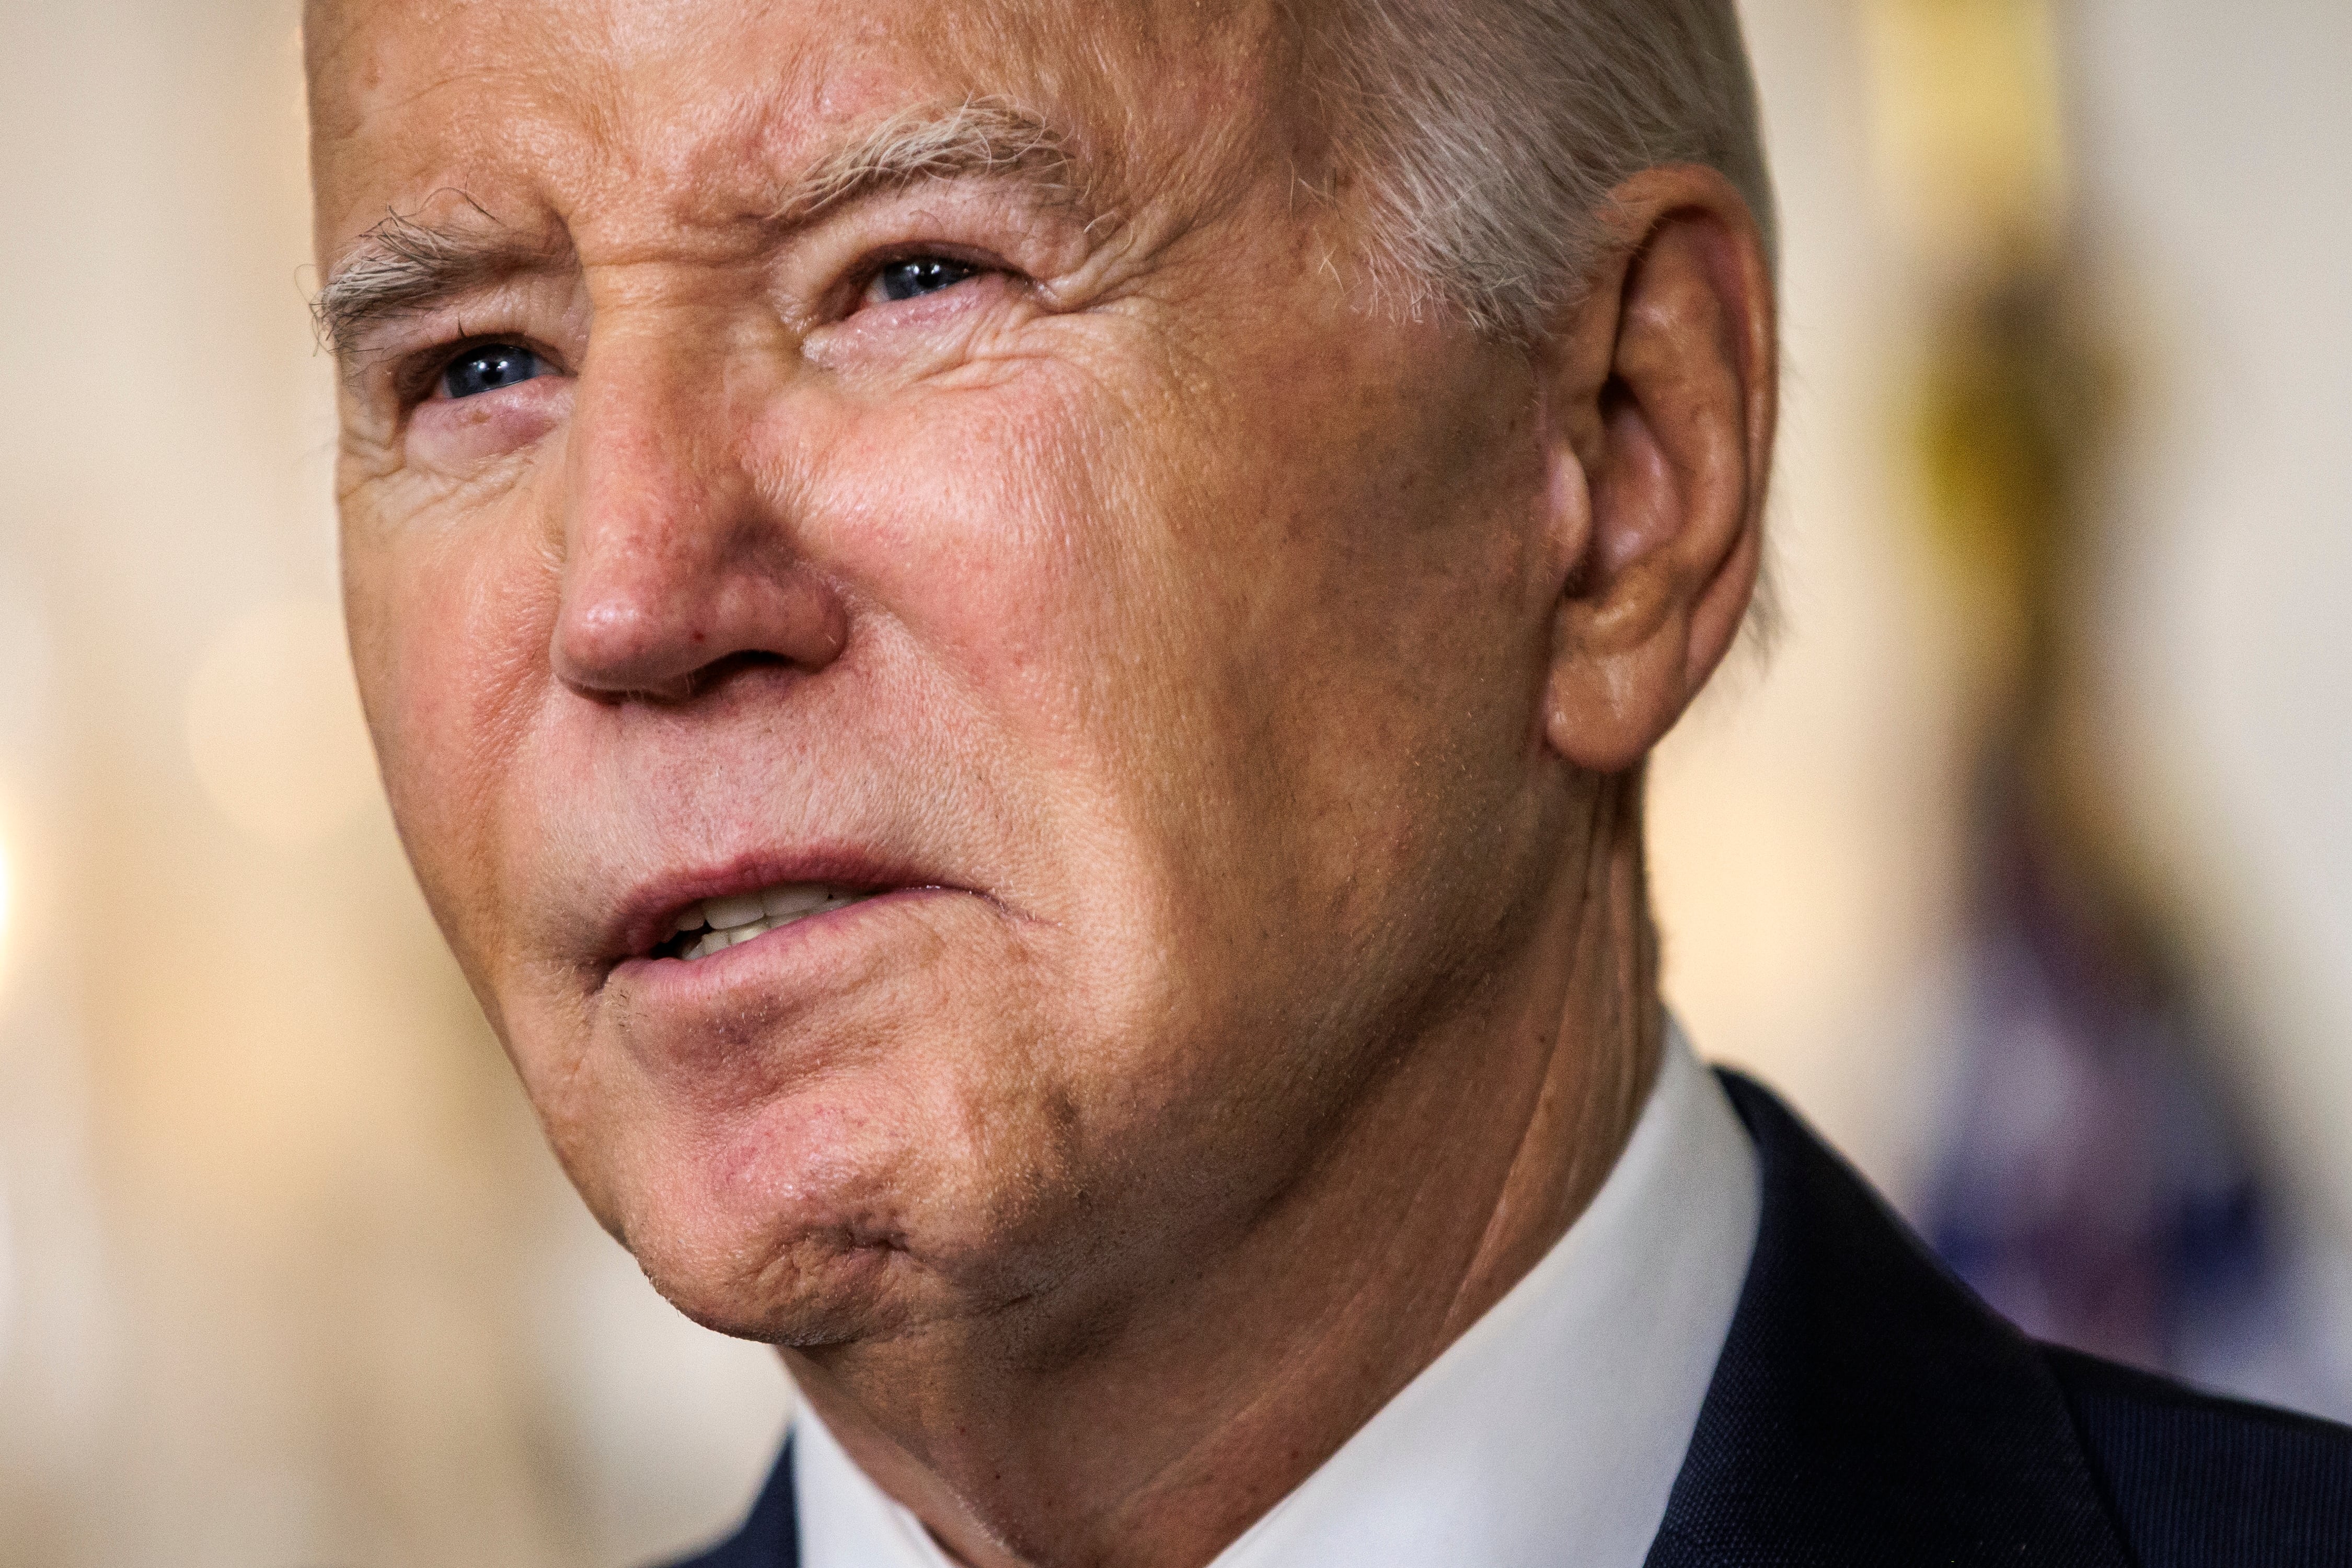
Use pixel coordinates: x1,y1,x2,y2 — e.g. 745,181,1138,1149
307,2,1775,1565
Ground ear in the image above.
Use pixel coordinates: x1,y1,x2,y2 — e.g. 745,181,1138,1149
1537,165,1777,774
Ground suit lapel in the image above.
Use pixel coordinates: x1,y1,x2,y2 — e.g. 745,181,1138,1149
1644,1074,2134,1566
660,1436,799,1568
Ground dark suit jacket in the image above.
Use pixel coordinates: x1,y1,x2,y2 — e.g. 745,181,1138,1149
665,1073,2352,1566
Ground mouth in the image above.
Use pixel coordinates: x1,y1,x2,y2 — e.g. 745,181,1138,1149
652,881,885,961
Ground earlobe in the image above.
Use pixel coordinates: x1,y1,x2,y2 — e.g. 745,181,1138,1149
1537,166,1775,775
1541,572,1698,775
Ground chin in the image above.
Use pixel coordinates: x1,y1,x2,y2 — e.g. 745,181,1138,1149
585,1131,908,1345
512,942,1132,1347
636,1216,920,1347
583,1077,1052,1348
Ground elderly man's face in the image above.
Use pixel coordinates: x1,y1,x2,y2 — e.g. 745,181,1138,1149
315,0,1575,1342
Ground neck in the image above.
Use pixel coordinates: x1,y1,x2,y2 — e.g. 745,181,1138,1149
786,776,1664,1568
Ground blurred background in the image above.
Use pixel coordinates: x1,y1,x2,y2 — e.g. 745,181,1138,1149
1,0,2347,1562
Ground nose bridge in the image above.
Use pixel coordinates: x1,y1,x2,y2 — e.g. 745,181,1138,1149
552,305,838,698
565,309,743,582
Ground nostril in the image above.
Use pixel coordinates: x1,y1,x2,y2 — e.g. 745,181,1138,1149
682,648,797,698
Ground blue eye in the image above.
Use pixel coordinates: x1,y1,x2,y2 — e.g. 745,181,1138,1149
441,343,546,399
874,257,979,303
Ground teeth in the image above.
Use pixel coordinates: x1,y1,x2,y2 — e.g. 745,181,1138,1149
703,892,767,930
667,882,876,960
763,884,830,919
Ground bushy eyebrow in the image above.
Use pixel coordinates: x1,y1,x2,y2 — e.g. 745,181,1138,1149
312,201,563,357
312,99,1081,358
781,97,1077,224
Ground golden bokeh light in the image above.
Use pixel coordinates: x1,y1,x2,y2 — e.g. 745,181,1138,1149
1861,0,2071,262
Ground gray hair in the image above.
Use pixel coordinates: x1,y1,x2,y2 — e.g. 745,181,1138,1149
1301,0,1774,338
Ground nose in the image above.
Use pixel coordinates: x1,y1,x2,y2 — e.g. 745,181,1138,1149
550,329,846,701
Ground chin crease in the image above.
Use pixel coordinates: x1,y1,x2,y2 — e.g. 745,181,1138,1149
643,1223,923,1347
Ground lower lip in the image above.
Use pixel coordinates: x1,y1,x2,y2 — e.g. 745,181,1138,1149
603,885,961,999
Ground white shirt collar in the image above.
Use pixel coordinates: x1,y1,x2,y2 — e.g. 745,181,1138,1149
793,1023,1759,1568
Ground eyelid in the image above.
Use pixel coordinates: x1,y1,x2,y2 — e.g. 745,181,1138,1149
396,333,568,408
338,273,584,399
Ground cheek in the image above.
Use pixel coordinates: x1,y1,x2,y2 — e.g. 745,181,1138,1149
796,378,1114,753
347,502,558,946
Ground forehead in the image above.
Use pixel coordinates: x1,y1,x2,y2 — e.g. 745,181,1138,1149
306,0,1282,253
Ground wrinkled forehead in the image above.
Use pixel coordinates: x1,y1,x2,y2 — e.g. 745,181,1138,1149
305,0,1289,260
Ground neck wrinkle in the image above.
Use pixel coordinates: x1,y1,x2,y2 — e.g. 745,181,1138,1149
1439,765,1661,1345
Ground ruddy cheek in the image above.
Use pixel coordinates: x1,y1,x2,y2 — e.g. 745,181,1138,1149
373,545,533,863
406,377,572,469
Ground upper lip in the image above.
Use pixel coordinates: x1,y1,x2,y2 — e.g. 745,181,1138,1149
602,846,955,962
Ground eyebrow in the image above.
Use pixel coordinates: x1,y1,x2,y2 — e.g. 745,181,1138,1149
313,98,1081,358
312,201,563,356
781,97,1077,225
